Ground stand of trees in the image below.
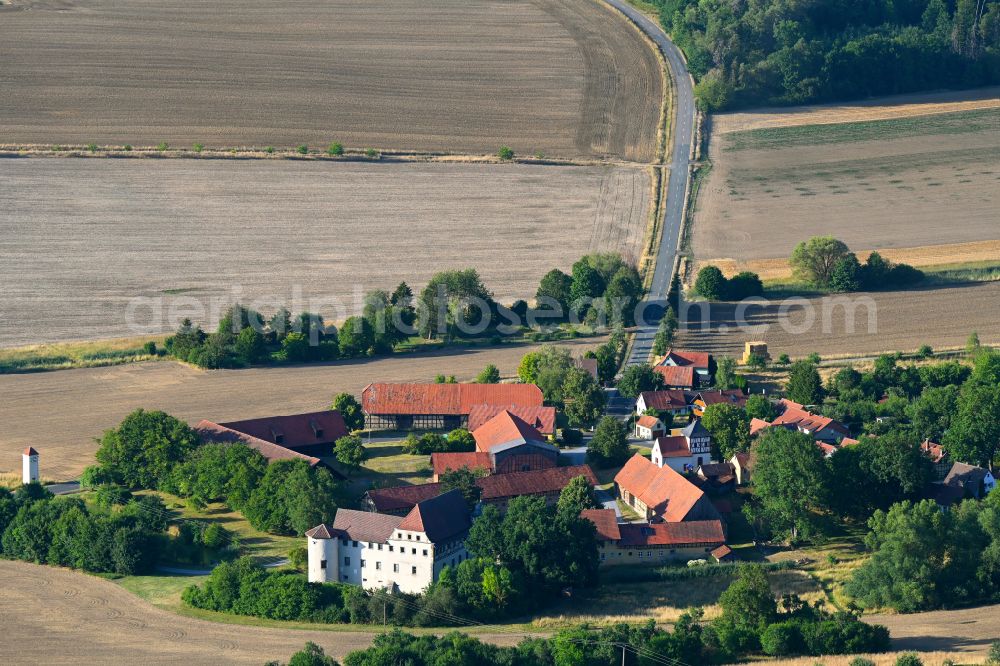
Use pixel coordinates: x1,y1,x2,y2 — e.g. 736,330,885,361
791,237,924,292
535,253,645,326
518,345,606,426
694,266,764,301
91,409,340,536
654,0,1000,111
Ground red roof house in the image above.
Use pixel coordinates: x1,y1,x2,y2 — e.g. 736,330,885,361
614,454,720,523
362,383,543,430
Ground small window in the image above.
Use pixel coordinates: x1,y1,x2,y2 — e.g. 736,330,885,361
361,559,366,568
628,551,633,557
344,556,351,566
352,541,358,547
422,549,428,556
416,535,421,541
411,548,417,554
389,545,394,552
393,563,399,573
407,534,412,540
638,552,643,558
320,559,327,569
342,574,348,581
376,561,381,570
411,566,417,575
647,551,652,558
378,544,383,551
341,538,348,546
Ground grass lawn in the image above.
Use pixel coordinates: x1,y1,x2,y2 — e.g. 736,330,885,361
338,437,432,506
616,498,643,522
0,335,167,373
766,524,870,610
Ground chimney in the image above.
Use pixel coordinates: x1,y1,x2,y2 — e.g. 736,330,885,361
22,447,39,484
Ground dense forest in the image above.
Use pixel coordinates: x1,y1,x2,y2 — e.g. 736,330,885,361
652,0,1000,109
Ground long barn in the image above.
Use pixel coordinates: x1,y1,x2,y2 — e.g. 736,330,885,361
361,382,544,431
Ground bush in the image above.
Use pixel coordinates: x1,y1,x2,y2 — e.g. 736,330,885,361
849,659,876,666
156,142,168,151
761,620,804,656
497,145,514,160
561,428,583,446
265,146,274,154
327,142,344,156
123,144,132,151
365,148,379,158
296,145,308,155
94,484,133,507
192,143,204,152
894,654,922,666
87,143,98,153
80,465,115,489
142,341,157,355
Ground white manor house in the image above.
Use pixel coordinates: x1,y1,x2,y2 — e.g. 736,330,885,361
306,489,471,594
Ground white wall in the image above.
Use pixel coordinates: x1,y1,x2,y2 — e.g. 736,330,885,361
22,454,38,484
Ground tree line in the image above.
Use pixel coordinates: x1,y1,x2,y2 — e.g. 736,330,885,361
653,0,1000,111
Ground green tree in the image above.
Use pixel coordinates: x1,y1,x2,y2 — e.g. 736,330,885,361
748,428,831,539
786,360,824,405
417,269,494,339
714,356,739,390
497,145,514,160
446,428,477,452
830,254,862,292
652,306,679,356
587,416,630,467
334,435,366,474
727,271,764,299
790,236,852,287
440,467,484,510
288,642,338,666
243,460,338,535
556,475,596,517
476,364,501,383
906,385,958,441
327,142,344,156
701,403,750,460
561,367,606,426
234,326,266,365
281,332,310,363
338,316,375,357
95,409,200,489
745,394,777,421
331,392,365,432
944,379,1000,467
604,266,643,326
713,563,776,652
569,260,604,306
617,364,663,399
536,268,573,313
967,330,981,354
694,265,728,300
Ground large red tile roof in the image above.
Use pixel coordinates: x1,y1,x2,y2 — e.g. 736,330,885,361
636,415,662,429
220,411,349,448
362,383,543,416
639,390,689,411
663,350,711,369
467,405,556,435
431,452,492,477
478,465,597,501
580,508,621,541
772,400,850,437
652,365,696,388
331,508,402,543
654,435,691,457
473,410,545,452
921,439,946,463
366,483,443,513
195,420,321,467
618,520,724,547
749,418,771,436
614,454,708,521
697,389,747,408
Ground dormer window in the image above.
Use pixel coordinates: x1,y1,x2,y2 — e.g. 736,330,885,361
310,419,323,439
270,427,285,444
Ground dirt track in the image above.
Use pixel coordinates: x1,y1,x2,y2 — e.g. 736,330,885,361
0,160,649,346
0,338,601,481
0,0,661,161
0,560,526,665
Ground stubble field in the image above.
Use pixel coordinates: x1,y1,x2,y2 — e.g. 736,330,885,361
0,159,650,346
0,0,661,161
0,337,602,481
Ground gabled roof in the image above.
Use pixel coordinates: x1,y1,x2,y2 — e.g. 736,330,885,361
711,544,733,560
366,483,443,513
681,419,710,439
732,452,751,468
921,439,946,463
772,400,850,437
398,489,471,543
467,405,556,435
653,435,692,458
614,454,708,521
698,463,734,479
749,418,771,436
23,447,38,456
362,383,543,416
653,365,696,388
580,508,621,541
576,357,599,380
944,462,990,488
195,420,321,467
478,465,598,501
220,410,349,447
431,452,493,478
639,390,688,411
617,520,724,546
697,389,747,408
840,437,861,447
472,410,547,453
815,441,838,458
662,350,711,369
305,524,338,539
636,415,662,429
332,508,402,543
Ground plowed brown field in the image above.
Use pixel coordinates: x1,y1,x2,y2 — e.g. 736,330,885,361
0,0,661,161
0,560,527,665
0,160,650,346
0,338,602,481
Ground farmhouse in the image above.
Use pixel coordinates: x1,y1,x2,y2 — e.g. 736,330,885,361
362,383,544,431
730,452,752,485
635,414,667,440
650,419,714,472
218,411,349,457
635,390,690,418
365,465,599,514
430,410,559,480
615,454,721,523
943,462,996,499
581,509,726,566
466,404,556,436
652,365,697,390
307,489,471,594
431,452,492,482
657,350,712,382
759,399,852,443
692,389,748,417
921,439,951,479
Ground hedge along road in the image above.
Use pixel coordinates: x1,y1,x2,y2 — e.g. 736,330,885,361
602,0,699,366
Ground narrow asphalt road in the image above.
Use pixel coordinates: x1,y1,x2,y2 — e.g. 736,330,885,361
603,0,697,366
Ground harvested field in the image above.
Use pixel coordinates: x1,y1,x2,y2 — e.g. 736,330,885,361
676,282,1000,360
0,160,650,346
0,337,602,481
0,560,526,665
694,104,1000,265
0,0,661,161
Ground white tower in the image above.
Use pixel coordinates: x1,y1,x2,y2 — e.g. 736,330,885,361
22,447,39,484
305,525,339,583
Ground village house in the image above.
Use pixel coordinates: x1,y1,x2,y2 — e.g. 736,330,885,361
365,465,599,514
634,414,666,441
581,508,726,566
430,410,560,480
657,350,712,383
652,364,698,390
729,452,752,485
307,489,470,594
361,383,544,431
758,399,852,443
921,439,951,480
635,390,690,419
195,411,349,477
466,404,556,437
614,453,721,523
692,389,748,417
696,462,736,494
650,419,714,472
943,462,996,499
